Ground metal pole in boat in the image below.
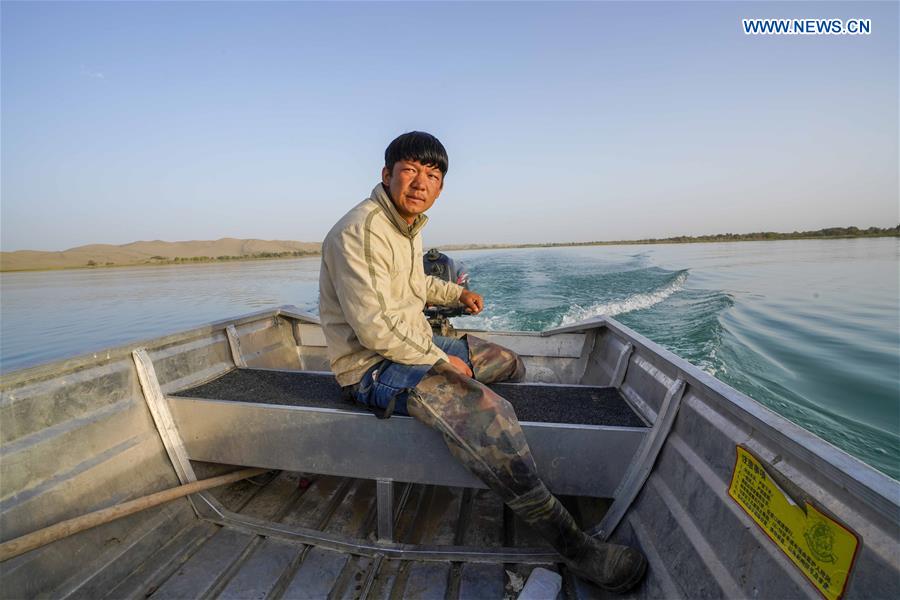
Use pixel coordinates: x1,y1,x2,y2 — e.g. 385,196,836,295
0,467,268,562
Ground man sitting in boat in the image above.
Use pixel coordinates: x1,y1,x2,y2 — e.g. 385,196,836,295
318,131,647,593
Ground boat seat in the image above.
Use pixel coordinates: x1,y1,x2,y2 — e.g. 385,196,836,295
172,368,646,427
166,368,649,499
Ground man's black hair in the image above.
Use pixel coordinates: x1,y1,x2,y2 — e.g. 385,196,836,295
384,131,448,176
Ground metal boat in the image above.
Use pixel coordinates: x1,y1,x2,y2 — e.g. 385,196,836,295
1,306,897,599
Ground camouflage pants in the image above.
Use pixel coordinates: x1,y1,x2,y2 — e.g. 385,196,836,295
408,337,589,558
465,334,526,384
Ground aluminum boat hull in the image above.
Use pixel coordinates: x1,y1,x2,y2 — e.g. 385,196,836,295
1,306,896,599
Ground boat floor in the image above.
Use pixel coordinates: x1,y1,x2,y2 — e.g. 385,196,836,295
106,470,615,600
174,369,645,428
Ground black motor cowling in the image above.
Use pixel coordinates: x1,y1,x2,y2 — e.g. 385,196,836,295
423,249,469,329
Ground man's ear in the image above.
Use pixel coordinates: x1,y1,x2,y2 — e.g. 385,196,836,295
381,165,392,186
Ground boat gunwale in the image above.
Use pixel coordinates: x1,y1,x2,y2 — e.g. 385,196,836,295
546,315,900,523
0,305,318,387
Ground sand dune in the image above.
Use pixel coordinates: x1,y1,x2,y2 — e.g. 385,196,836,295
0,238,322,272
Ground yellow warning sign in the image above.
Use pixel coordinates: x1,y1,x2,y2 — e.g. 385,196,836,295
728,445,860,600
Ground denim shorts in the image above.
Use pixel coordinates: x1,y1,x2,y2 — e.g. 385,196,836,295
353,335,471,417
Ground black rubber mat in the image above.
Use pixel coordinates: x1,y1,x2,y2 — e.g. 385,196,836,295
490,382,645,427
174,369,646,427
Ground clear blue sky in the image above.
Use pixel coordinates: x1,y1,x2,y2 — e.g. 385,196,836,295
2,1,897,251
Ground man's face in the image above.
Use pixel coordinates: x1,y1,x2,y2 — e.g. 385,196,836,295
382,159,443,224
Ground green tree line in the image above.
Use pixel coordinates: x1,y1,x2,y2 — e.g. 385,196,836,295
493,225,900,249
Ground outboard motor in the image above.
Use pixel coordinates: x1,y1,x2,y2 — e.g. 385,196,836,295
423,249,470,336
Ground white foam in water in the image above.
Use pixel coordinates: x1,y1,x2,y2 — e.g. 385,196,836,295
558,271,688,324
452,311,516,331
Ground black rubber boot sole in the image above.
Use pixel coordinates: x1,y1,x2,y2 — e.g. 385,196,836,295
569,551,648,594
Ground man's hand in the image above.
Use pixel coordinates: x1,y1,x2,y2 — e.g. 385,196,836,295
448,355,474,378
459,289,484,315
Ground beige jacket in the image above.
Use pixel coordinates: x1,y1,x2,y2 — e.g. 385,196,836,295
319,184,464,386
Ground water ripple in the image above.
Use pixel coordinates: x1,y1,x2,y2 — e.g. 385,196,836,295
559,270,688,323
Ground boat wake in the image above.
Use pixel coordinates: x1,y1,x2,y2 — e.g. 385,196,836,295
452,310,521,332
558,270,688,324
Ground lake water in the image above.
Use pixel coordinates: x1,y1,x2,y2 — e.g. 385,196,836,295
1,238,898,479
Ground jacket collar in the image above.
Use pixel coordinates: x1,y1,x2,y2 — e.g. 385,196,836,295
370,183,428,238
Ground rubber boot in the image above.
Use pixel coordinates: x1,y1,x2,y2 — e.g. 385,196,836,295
565,535,648,593
407,360,647,593
507,483,646,592
465,334,526,384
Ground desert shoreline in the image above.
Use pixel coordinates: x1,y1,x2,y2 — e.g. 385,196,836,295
2,228,896,273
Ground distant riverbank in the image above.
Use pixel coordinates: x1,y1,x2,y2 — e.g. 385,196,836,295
440,225,899,251
0,238,320,273
1,226,896,273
